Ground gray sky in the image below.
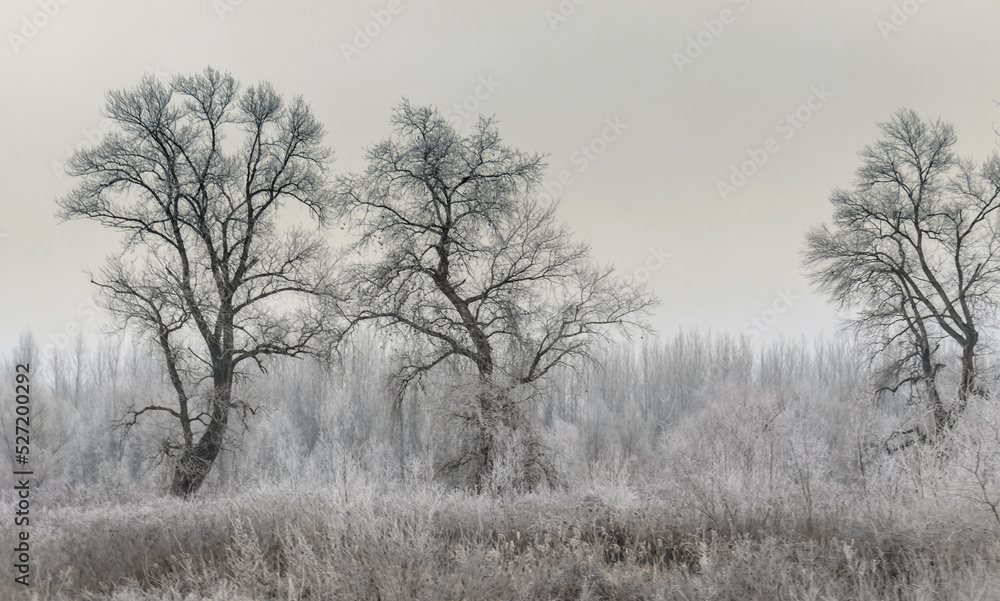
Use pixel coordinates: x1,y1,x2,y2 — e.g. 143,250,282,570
2,0,999,355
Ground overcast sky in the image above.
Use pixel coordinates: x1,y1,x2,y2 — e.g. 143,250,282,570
1,0,999,355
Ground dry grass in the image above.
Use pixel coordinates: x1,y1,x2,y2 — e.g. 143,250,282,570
3,481,1000,600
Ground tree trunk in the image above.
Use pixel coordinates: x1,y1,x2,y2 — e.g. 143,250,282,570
927,377,947,436
169,355,232,498
467,380,554,494
916,333,947,435
949,337,979,429
169,399,229,498
470,381,500,494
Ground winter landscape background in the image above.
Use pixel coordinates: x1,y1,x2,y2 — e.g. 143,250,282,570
4,2,1000,599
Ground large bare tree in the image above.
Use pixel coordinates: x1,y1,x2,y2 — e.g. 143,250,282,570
805,109,1000,438
57,68,340,497
335,101,654,491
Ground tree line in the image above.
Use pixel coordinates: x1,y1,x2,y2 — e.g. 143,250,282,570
58,68,1000,498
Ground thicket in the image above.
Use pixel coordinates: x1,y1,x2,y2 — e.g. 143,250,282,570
4,330,1000,598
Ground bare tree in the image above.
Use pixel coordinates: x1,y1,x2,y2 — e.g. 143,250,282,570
57,68,341,497
805,109,1000,439
335,101,654,491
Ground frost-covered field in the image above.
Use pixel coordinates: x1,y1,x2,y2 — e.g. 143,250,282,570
4,482,1000,600
3,332,1000,599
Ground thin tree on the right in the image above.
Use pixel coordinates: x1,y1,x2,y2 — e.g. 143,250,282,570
805,108,1000,441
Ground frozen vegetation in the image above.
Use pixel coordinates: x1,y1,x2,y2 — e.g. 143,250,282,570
3,331,1000,599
